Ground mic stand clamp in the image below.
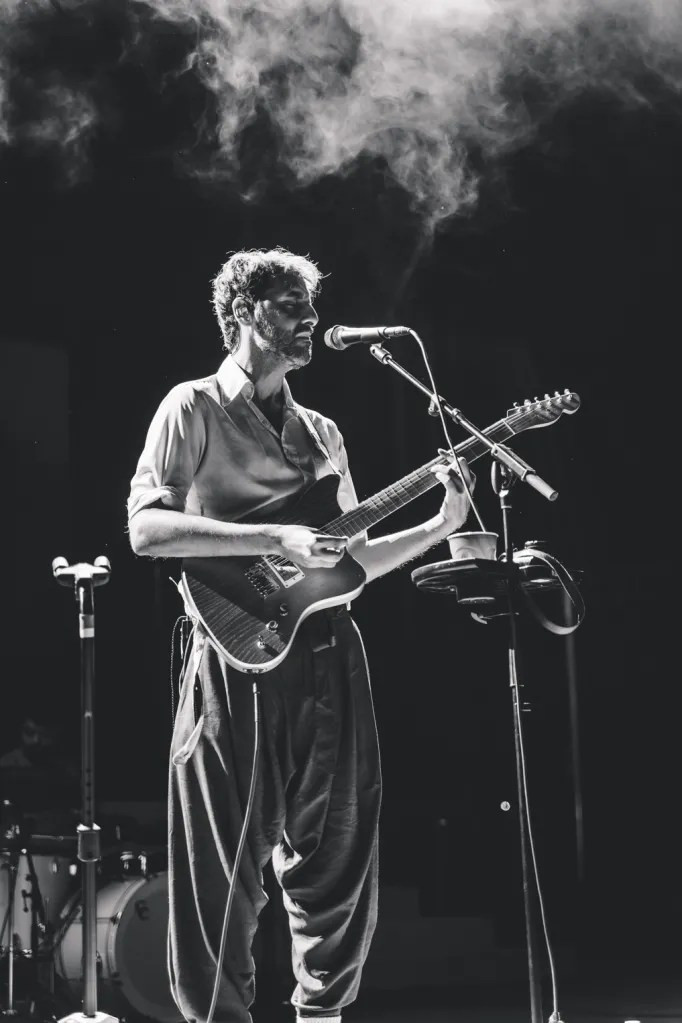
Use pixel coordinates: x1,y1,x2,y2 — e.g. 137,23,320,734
52,556,118,1023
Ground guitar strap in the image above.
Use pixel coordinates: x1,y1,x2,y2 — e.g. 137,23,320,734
296,405,343,480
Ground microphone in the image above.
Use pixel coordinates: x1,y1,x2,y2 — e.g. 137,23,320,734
324,324,411,350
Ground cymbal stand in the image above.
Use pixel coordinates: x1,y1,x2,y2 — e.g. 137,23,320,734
52,556,118,1023
1,836,21,1018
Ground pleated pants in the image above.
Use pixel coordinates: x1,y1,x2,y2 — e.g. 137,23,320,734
168,607,382,1023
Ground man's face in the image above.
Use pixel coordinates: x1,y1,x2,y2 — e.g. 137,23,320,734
252,274,319,368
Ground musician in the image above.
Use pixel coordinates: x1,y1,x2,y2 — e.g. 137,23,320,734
127,247,474,1023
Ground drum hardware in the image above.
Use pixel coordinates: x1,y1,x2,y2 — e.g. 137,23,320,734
1,805,81,1023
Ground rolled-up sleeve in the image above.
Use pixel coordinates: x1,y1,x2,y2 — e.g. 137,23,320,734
127,384,207,523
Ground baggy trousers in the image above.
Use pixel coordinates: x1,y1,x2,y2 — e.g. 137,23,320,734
168,607,382,1023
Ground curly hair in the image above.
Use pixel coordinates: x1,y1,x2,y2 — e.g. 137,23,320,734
211,247,324,352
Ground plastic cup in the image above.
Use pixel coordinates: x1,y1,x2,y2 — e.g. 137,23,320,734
447,531,499,562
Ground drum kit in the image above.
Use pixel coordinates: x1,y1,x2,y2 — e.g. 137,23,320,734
0,801,182,1023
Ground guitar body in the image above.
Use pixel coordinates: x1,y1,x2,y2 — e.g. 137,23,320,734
180,475,367,673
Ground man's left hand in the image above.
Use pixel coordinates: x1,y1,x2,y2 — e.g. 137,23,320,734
430,455,476,531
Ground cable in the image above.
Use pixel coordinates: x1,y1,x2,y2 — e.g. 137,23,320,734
510,647,562,1023
206,680,262,1023
407,329,486,531
169,615,194,723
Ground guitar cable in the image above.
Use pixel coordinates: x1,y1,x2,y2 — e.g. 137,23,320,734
168,616,261,1023
206,678,262,1023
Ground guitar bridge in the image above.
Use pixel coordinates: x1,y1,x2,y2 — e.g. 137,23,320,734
245,558,304,596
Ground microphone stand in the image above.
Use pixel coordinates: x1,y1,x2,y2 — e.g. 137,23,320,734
369,341,561,1023
52,556,118,1023
493,461,545,1023
369,343,558,502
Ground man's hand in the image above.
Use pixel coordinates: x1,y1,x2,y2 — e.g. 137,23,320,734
430,455,476,531
270,525,349,569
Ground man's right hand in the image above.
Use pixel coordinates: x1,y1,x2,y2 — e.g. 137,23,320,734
270,525,349,568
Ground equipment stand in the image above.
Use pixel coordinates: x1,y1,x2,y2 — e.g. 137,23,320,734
52,556,118,1023
412,469,560,1023
1,848,20,1018
495,463,544,1023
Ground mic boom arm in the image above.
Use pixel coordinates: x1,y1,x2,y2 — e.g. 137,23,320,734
369,343,559,502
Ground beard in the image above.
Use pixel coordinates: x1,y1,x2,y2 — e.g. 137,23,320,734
254,306,312,364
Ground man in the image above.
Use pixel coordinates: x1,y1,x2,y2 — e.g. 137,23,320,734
127,247,474,1023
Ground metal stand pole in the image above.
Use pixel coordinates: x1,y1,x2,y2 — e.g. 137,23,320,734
493,464,544,1023
52,556,118,1023
1,851,20,1018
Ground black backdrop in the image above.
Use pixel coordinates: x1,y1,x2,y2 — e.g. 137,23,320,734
1,21,679,982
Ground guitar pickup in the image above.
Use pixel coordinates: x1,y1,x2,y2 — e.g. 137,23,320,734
269,561,305,588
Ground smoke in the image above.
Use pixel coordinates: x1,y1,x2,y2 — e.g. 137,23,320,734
0,0,98,181
2,0,682,216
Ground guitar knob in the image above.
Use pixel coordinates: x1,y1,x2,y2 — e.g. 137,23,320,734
256,639,266,649
279,603,289,616
267,620,278,632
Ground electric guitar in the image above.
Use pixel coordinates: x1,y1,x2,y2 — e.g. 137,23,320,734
180,391,580,673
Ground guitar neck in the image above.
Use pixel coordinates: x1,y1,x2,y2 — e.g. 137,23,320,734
324,415,520,539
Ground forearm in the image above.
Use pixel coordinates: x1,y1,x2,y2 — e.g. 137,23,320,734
351,512,453,583
129,507,280,559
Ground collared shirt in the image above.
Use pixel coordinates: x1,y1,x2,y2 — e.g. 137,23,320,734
127,355,359,527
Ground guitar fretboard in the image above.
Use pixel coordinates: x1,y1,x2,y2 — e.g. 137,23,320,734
323,414,522,538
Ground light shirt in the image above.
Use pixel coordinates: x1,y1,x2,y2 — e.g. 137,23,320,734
127,355,359,526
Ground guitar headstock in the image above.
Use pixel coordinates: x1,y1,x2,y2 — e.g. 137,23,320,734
507,390,581,430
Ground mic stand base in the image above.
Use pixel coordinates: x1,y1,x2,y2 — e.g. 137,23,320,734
58,1013,119,1023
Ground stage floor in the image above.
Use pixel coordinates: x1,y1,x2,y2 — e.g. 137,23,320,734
254,959,682,1023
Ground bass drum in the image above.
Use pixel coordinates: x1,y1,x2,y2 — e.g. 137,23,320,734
55,872,183,1023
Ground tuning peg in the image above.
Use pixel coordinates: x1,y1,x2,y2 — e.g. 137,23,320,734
563,388,570,394
554,390,560,397
524,398,531,405
544,393,550,399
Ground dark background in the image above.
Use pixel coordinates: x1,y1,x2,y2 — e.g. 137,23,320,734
1,1,679,1001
